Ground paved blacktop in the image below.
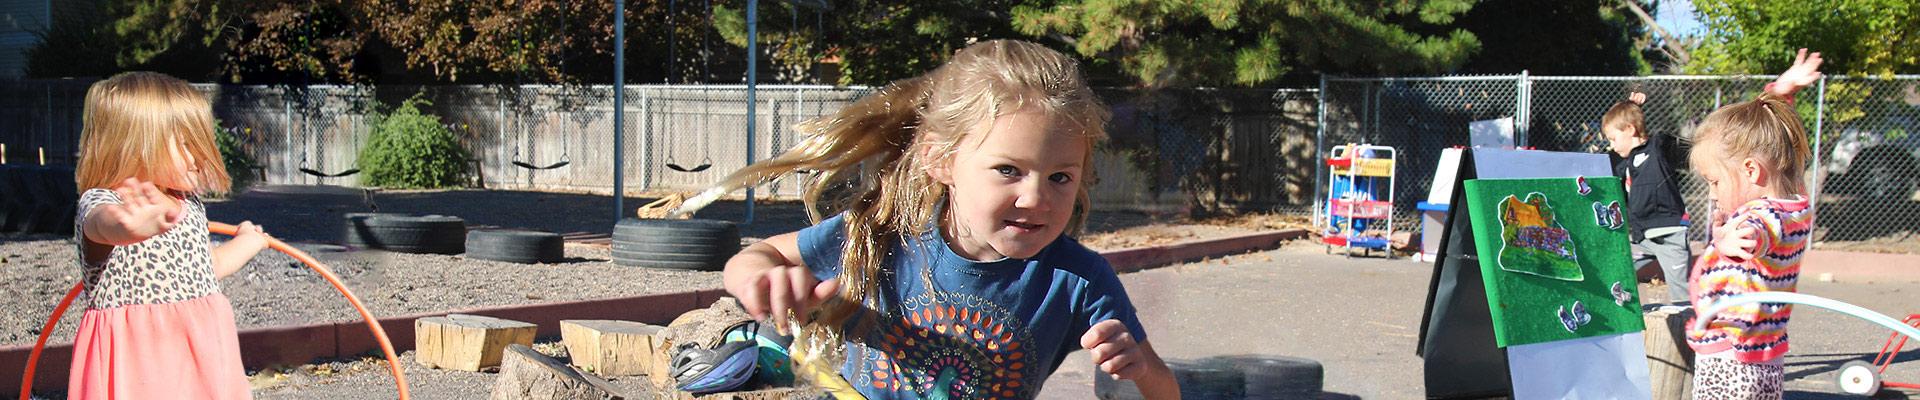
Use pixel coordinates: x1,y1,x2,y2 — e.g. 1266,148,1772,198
1038,242,1920,399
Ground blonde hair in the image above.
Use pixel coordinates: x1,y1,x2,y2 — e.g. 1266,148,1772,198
690,39,1107,363
1689,94,1811,195
1602,100,1645,139
76,72,229,194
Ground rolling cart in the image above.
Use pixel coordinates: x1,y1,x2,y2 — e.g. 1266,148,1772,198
1320,143,1396,257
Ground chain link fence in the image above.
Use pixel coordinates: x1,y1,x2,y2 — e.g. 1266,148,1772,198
6,76,1914,251
1322,75,1920,252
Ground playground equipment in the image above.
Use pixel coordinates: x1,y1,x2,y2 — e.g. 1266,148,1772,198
1320,143,1397,257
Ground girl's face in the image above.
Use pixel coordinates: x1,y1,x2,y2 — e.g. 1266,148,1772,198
1691,141,1765,224
934,106,1087,261
158,136,199,193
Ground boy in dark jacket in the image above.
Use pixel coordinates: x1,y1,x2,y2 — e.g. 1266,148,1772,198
1605,92,1693,309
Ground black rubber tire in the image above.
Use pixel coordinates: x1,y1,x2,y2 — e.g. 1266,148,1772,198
1095,359,1247,400
466,229,565,264
609,218,740,270
344,213,467,254
17,167,56,234
610,240,737,255
1200,355,1324,399
38,166,76,236
0,165,23,232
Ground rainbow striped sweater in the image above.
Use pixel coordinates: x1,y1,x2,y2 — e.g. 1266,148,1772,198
1686,195,1812,363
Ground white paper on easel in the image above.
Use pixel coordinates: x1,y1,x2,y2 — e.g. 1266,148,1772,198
1507,333,1653,400
1470,117,1516,149
1427,148,1463,205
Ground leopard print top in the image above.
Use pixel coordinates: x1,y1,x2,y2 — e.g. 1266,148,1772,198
73,189,220,309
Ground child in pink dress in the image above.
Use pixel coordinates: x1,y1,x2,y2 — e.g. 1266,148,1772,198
68,71,273,399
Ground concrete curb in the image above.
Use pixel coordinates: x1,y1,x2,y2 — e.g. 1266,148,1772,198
4,229,1309,395
1103,229,1311,274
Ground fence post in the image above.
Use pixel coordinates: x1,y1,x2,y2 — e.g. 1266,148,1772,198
1313,75,1328,232
1516,71,1531,148
1810,76,1827,231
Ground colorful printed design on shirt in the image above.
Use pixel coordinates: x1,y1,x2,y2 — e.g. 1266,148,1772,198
1686,196,1812,363
1495,192,1584,281
854,292,1037,399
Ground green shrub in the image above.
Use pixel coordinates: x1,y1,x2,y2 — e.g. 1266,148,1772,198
214,121,258,193
357,95,469,188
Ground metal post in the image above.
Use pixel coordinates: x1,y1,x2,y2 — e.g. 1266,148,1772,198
1810,76,1827,224
614,0,627,222
744,0,758,224
1313,75,1328,233
1516,70,1530,148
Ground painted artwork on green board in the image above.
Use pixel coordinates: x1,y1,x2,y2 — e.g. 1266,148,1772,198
1463,176,1645,347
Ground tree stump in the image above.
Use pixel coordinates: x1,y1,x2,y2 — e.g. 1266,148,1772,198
1644,307,1695,400
491,344,626,400
416,314,538,371
561,320,665,377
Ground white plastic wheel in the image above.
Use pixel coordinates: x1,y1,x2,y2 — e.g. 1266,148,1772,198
1837,360,1882,396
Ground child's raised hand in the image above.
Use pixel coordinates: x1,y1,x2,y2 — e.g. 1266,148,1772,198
104,177,184,241
1628,92,1647,105
1770,48,1823,98
740,265,839,334
1714,214,1759,261
1082,319,1147,380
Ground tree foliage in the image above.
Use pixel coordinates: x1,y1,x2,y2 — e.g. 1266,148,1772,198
1686,0,1919,75
1010,0,1482,87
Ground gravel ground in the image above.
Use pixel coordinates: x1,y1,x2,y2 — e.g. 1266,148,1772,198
46,241,1915,399
1,186,1248,348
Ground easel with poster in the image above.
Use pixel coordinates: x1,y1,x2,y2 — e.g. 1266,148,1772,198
1416,148,1652,400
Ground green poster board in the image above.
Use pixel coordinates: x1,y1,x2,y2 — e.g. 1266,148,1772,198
1462,177,1644,347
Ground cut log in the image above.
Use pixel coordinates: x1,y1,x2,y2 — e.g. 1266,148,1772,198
416,314,538,371
561,320,665,377
491,344,626,400
1644,307,1695,400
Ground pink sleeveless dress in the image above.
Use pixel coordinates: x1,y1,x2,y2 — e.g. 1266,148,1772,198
67,189,249,399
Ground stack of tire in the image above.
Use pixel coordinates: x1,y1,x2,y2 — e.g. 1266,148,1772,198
0,165,78,236
610,218,740,271
1095,355,1323,400
344,213,467,254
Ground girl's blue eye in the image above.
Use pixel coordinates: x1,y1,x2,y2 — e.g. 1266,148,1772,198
994,166,1019,177
1049,172,1073,184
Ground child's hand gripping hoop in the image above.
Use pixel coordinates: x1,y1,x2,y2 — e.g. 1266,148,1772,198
18,221,412,400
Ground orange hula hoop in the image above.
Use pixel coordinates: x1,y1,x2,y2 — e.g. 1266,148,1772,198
18,221,411,400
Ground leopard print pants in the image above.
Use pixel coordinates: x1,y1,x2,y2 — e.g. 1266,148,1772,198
1692,355,1784,400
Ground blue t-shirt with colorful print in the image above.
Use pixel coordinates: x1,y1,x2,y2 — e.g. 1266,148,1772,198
797,214,1147,400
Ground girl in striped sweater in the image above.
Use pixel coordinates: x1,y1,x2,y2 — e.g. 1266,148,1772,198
1684,48,1823,400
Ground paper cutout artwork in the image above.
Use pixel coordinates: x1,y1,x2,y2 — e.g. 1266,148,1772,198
1593,201,1624,230
1496,192,1584,281
1611,282,1633,307
1557,301,1593,332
